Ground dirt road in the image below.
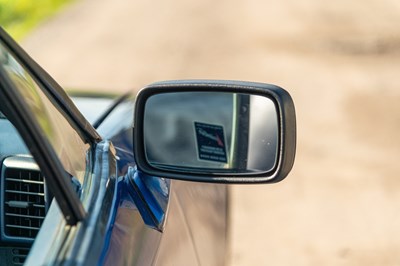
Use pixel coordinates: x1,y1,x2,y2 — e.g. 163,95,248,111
23,0,400,265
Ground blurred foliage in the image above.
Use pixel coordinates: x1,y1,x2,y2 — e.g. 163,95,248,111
0,0,73,40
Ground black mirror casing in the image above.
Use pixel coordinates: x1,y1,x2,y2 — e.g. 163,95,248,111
133,80,296,184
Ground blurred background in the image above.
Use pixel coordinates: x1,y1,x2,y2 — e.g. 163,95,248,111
2,0,400,265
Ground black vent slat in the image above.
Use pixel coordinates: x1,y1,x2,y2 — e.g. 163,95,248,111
5,213,45,220
32,204,46,208
2,163,46,239
5,178,44,185
5,190,45,196
5,225,41,231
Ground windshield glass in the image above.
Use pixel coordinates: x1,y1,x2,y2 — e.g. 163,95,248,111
0,41,89,184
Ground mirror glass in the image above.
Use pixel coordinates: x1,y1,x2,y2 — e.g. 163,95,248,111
143,91,279,174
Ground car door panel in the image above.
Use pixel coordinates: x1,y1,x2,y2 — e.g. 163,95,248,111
156,181,227,266
103,199,162,265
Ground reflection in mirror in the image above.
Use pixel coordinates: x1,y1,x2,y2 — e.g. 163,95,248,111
143,91,279,174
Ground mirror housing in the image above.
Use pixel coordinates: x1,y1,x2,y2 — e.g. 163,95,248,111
133,80,296,184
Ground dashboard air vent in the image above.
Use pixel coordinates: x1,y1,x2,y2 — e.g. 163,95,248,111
2,157,46,240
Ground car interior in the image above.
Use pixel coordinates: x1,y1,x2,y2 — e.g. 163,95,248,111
0,111,50,265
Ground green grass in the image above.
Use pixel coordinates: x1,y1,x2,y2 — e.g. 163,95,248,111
0,0,73,40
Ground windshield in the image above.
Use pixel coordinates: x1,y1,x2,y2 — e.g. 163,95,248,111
0,41,89,184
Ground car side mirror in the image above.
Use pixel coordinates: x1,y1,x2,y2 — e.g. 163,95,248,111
133,80,296,184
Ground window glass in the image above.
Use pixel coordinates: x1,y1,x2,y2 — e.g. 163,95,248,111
0,41,89,184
